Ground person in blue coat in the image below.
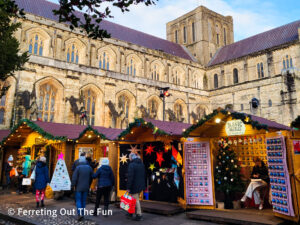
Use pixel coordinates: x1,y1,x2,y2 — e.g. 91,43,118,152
72,156,93,221
92,158,114,217
34,156,49,208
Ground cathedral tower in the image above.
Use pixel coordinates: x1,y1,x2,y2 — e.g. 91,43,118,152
166,6,234,66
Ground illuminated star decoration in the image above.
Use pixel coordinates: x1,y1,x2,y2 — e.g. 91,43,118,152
58,152,64,160
145,145,155,156
149,163,156,171
128,145,140,155
156,152,165,167
164,144,171,153
120,154,129,165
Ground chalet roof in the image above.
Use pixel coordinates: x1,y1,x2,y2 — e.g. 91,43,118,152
16,0,195,62
208,20,300,67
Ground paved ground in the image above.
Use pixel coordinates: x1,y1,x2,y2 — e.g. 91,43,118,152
0,192,217,225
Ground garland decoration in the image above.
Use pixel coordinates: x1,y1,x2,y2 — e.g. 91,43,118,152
75,125,109,141
183,108,269,137
1,119,67,145
118,118,168,140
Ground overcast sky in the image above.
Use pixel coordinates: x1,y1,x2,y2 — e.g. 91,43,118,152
48,0,300,41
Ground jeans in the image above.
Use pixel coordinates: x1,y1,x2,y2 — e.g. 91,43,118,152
94,186,112,214
75,191,88,216
5,174,10,188
132,193,142,216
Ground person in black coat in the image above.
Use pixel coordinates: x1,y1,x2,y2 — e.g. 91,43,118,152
241,157,269,210
34,156,50,208
72,156,93,221
4,155,13,189
92,158,114,217
126,153,146,221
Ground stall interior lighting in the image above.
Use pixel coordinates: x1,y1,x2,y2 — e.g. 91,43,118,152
215,118,221,123
88,134,92,138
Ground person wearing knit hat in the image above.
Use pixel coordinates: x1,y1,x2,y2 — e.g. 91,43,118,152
34,156,49,208
4,155,14,189
92,157,114,217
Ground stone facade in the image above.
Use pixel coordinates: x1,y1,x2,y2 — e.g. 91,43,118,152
0,4,299,130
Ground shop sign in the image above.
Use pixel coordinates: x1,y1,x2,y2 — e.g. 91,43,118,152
225,119,246,136
293,140,300,154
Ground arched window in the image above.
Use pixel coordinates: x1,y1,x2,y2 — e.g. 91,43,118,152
233,68,239,84
151,65,159,81
99,52,110,70
223,27,227,45
118,95,130,128
257,62,264,78
67,44,79,64
83,89,96,125
127,59,137,76
214,74,218,89
283,55,293,69
203,75,208,90
38,84,56,122
28,34,43,56
183,26,187,43
0,94,6,124
194,106,206,123
268,99,272,107
148,98,158,119
174,103,183,121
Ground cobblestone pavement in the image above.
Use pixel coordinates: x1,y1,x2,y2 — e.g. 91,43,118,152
0,192,216,225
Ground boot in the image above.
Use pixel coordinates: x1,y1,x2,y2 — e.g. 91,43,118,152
41,200,45,207
134,214,143,221
104,206,108,217
93,208,98,217
36,202,39,208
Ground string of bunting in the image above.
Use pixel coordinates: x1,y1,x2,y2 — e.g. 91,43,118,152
118,118,168,140
183,108,269,137
0,119,67,145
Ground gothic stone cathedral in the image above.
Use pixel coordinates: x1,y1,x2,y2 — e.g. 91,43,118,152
1,0,300,130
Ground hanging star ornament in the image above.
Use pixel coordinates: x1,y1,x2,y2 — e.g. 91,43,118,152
120,154,129,165
149,163,156,171
58,152,64,160
128,145,140,154
156,152,165,167
145,145,155,155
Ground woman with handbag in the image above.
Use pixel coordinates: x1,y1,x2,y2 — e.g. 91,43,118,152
34,157,49,208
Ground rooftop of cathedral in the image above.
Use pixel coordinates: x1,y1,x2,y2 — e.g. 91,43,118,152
208,19,300,67
15,0,195,62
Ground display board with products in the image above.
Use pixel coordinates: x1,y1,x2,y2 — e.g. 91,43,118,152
221,135,267,167
185,142,213,205
266,136,294,217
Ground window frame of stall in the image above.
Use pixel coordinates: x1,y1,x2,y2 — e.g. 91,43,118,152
182,109,291,214
117,118,188,206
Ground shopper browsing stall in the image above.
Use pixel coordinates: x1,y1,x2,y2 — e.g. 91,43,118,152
34,157,50,208
93,158,114,217
241,156,269,210
126,153,146,221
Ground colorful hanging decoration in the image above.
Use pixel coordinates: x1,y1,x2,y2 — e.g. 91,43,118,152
149,163,156,171
120,153,129,165
172,145,183,165
145,144,155,156
156,152,165,167
172,163,180,189
128,145,140,155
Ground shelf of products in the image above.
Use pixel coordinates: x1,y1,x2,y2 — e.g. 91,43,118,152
266,136,294,217
224,135,267,167
185,142,213,205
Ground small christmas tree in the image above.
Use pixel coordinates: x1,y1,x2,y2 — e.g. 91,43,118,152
50,153,71,191
215,138,243,208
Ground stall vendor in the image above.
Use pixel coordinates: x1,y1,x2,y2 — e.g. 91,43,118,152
241,156,269,210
